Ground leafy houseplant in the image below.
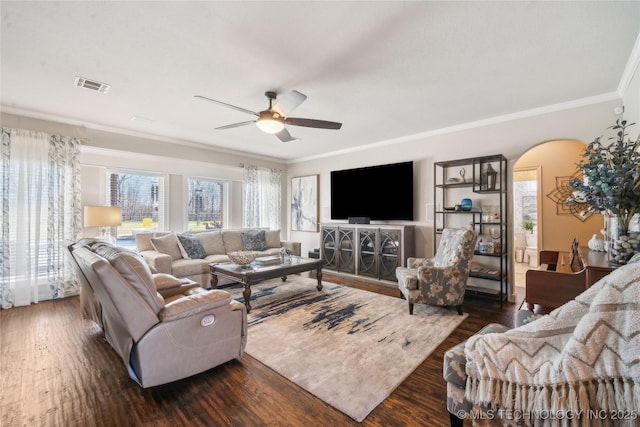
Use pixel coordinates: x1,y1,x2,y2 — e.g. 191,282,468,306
523,220,535,234
569,119,640,263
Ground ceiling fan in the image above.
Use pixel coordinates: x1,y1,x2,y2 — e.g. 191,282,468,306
194,90,342,142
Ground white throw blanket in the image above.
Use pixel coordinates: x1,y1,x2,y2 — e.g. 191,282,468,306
465,262,640,427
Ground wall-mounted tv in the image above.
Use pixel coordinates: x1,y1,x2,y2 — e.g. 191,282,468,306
330,161,414,221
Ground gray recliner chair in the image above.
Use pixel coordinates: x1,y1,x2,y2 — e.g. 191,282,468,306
68,239,247,388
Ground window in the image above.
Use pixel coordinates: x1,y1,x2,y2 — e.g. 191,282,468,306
187,178,225,232
107,171,165,246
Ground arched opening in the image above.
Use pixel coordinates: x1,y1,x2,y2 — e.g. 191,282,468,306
511,140,603,290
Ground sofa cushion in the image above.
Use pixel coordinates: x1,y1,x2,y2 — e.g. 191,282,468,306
222,230,245,252
205,254,230,264
150,233,183,261
170,258,210,278
92,244,164,314
198,231,225,255
177,234,207,259
265,230,280,248
241,230,268,251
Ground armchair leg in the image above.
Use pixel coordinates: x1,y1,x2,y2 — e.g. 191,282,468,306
456,305,463,315
449,412,464,427
409,302,414,315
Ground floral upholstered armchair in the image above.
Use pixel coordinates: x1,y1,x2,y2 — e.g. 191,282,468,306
396,227,478,315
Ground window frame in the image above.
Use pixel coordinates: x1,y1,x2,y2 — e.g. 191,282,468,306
105,168,166,244
186,176,228,232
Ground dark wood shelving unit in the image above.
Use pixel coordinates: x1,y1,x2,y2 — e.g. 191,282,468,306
434,154,508,306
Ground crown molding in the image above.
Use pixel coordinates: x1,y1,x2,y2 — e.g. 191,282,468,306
617,32,640,97
1,106,286,164
289,92,621,163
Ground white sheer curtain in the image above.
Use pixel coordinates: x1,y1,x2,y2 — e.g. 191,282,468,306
1,128,82,308
242,165,282,230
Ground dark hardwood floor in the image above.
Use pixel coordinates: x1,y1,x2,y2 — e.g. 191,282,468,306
1,273,523,427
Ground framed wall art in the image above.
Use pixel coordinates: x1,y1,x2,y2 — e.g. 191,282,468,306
291,174,319,232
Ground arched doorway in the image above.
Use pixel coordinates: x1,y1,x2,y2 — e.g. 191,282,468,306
511,140,603,289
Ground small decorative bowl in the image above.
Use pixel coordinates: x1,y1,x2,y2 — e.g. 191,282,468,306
228,251,259,266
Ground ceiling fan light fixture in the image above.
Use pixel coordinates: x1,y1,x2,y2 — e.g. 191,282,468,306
256,112,285,134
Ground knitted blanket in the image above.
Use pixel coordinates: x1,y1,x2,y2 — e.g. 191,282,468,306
465,261,640,427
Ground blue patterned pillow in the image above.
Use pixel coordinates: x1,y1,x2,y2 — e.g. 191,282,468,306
241,230,268,251
177,234,207,259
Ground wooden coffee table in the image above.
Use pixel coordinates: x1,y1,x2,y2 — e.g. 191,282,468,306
209,256,326,313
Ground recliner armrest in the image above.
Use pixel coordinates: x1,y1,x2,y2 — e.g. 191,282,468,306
160,289,232,322
158,283,200,299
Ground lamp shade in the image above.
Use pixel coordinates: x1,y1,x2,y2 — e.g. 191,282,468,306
83,206,122,227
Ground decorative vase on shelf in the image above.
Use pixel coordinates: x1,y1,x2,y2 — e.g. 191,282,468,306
587,234,605,252
461,198,472,211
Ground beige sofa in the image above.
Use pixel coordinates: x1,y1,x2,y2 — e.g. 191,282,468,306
135,229,301,288
66,239,247,388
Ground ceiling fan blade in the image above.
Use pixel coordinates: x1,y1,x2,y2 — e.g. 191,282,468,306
194,95,258,117
215,120,256,130
285,117,342,130
272,90,307,116
275,127,298,142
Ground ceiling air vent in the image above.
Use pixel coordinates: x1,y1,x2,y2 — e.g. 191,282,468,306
73,76,110,94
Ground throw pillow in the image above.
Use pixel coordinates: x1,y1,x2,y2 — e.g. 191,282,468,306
241,230,268,251
177,234,207,259
152,273,183,291
175,237,191,260
150,233,183,261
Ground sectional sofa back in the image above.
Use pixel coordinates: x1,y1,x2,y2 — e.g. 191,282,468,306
135,228,282,257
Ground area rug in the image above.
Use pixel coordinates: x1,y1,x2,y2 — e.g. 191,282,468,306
227,276,467,422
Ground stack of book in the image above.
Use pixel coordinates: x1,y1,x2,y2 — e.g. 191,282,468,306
254,255,281,266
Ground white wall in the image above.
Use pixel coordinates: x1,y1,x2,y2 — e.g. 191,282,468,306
287,99,624,260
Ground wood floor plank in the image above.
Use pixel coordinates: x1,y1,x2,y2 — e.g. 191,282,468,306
1,272,521,427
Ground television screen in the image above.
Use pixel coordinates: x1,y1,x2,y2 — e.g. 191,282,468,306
330,161,414,221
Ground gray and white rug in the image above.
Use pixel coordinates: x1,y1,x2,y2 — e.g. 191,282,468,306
228,276,467,422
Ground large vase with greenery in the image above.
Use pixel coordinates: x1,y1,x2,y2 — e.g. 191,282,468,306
569,119,640,265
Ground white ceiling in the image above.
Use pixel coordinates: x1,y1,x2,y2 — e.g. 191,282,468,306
2,1,639,162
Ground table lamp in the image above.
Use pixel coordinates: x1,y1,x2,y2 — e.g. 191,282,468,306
84,205,122,243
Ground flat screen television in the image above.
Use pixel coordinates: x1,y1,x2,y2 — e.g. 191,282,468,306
330,161,414,221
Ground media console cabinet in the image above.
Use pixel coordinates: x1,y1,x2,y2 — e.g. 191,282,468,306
320,224,414,284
